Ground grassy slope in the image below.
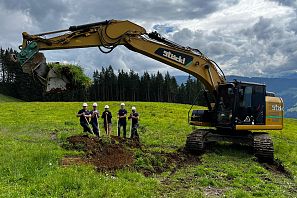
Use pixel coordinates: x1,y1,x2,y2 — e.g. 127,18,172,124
0,102,296,197
0,94,22,102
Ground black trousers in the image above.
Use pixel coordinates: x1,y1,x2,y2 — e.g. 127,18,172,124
104,123,112,134
80,122,92,134
91,122,99,137
118,121,127,138
131,123,139,138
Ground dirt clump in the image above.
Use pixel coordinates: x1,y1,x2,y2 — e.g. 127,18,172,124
61,156,85,166
110,135,142,148
88,143,134,170
204,186,226,197
260,159,293,179
63,135,134,170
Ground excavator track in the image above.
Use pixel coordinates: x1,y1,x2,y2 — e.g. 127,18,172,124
253,133,274,162
185,129,209,153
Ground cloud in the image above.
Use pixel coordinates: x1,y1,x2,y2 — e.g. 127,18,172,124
0,0,70,30
68,0,237,22
269,0,297,7
169,0,297,77
0,0,297,78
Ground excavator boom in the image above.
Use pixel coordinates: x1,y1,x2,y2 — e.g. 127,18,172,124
16,20,225,92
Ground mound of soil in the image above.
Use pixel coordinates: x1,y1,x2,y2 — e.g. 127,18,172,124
62,135,200,176
64,135,134,170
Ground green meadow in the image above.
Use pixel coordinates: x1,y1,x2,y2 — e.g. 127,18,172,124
0,101,296,197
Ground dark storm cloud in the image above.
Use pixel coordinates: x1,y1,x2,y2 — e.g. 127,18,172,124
1,0,239,31
69,0,239,23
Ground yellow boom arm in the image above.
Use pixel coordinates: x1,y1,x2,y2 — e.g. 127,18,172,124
18,20,226,92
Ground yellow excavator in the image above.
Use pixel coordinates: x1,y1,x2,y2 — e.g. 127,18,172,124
13,20,284,161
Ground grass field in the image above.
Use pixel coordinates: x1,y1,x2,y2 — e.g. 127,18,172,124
0,101,296,197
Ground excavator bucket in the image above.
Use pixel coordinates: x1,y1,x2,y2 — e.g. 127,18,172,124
13,51,69,92
22,52,49,85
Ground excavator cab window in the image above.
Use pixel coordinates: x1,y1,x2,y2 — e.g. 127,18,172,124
216,82,266,128
235,83,266,125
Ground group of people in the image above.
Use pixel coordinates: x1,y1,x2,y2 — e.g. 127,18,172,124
76,103,139,139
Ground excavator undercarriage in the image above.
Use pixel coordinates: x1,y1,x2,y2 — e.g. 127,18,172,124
185,129,274,162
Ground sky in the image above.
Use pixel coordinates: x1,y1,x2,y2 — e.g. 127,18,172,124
0,0,297,77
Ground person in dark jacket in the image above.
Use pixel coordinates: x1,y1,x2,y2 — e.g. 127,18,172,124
128,106,139,139
101,105,112,136
117,103,127,138
90,102,100,137
76,103,92,134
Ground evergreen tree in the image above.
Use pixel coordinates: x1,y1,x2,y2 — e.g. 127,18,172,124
128,69,140,101
140,71,151,101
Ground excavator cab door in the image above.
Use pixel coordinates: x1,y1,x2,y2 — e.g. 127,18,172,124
216,83,235,128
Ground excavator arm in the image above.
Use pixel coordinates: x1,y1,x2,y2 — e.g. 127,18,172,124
16,20,225,93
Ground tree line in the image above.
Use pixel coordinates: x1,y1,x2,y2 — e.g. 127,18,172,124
0,47,206,105
89,66,205,105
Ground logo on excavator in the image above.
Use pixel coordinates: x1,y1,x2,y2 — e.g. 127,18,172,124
155,48,193,67
272,104,283,111
163,50,185,64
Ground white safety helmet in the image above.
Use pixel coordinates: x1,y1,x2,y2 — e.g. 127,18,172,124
132,106,136,111
121,103,125,106
93,103,98,107
82,103,88,107
104,105,109,109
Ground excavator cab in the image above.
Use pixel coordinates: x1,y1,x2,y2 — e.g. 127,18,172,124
190,81,282,131
188,81,283,161
216,82,266,129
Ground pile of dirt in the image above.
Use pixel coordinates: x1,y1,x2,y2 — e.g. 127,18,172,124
61,135,200,175
63,135,134,170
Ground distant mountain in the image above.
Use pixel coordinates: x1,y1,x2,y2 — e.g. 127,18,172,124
280,73,297,79
174,75,297,118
